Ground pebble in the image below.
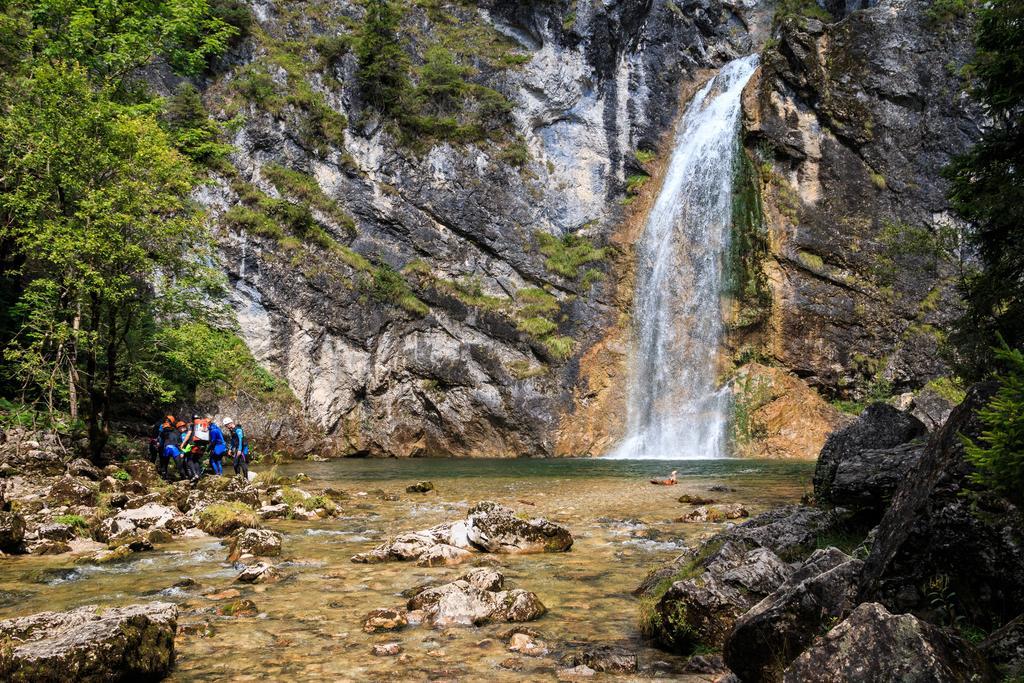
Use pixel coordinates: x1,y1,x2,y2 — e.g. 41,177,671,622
372,642,402,656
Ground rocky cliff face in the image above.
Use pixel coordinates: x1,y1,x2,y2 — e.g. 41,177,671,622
192,0,980,457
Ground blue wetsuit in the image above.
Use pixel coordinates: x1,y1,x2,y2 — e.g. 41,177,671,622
208,423,227,475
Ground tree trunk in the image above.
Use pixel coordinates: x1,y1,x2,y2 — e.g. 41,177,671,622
68,302,80,422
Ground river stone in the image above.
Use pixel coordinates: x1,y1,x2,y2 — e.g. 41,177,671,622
217,599,258,617
783,603,994,682
0,511,25,552
562,645,638,674
352,520,470,563
406,481,435,493
466,501,573,554
36,523,75,542
0,602,177,682
48,476,97,507
678,503,749,523
95,503,180,542
122,460,160,486
27,540,71,555
236,562,278,584
228,528,282,562
508,632,549,656
363,608,408,633
724,548,864,681
372,642,402,656
258,503,289,520
416,543,473,567
813,403,927,505
708,505,848,560
407,570,546,628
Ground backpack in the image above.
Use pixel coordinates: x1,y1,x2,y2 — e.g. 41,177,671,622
191,419,210,442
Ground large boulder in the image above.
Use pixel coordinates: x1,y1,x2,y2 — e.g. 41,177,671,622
65,459,102,481
826,441,927,514
0,602,177,682
647,543,792,653
466,501,573,554
352,520,469,563
783,603,993,682
94,504,182,543
859,383,1024,628
407,568,547,628
0,511,25,553
724,548,863,682
981,613,1024,681
813,403,926,505
709,505,848,561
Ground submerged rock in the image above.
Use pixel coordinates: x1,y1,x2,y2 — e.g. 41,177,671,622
362,608,408,633
407,568,546,628
406,481,435,493
0,602,177,682
783,603,993,682
561,645,638,674
372,642,402,656
236,562,278,584
724,548,863,681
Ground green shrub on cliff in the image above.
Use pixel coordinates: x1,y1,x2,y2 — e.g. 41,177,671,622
966,342,1024,507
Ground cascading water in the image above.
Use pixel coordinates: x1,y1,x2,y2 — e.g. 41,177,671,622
609,54,759,460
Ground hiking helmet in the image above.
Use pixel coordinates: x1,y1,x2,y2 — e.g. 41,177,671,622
222,417,234,426
175,421,186,429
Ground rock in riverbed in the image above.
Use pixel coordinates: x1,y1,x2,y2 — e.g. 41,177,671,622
0,602,177,682
406,481,434,493
405,568,547,628
677,503,748,523
352,501,572,564
228,528,282,562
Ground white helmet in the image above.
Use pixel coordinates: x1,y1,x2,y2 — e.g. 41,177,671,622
222,417,235,426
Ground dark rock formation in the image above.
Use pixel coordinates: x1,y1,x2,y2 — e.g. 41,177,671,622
708,505,848,560
782,602,994,682
859,383,1024,628
561,645,638,674
981,614,1024,681
813,403,927,506
724,548,863,681
0,511,25,553
0,602,177,682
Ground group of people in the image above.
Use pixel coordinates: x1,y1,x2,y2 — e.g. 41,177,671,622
149,414,250,482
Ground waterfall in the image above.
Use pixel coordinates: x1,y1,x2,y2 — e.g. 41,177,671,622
609,55,759,460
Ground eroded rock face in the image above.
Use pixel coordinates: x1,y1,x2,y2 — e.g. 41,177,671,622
724,548,863,681
407,568,546,628
0,602,177,682
782,603,993,682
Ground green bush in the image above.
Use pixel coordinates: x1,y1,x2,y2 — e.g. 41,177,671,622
966,342,1024,507
113,470,131,481
537,232,606,279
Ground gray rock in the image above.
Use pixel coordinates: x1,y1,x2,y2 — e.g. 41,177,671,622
0,602,177,682
814,403,927,506
236,562,278,584
981,613,1024,681
561,645,638,674
724,548,864,681
911,386,957,431
708,506,849,560
407,569,546,628
678,503,749,523
48,476,98,507
65,458,101,481
406,481,434,493
783,603,993,682
649,543,793,653
466,501,573,554
258,503,289,520
362,607,408,633
827,441,926,513
36,523,75,542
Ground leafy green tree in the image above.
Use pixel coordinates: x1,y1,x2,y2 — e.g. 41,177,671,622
945,0,1024,375
966,342,1024,507
355,0,410,115
0,62,211,460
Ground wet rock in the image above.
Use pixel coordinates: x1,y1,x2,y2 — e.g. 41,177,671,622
562,645,638,673
228,528,282,562
86,545,133,564
217,599,258,617
708,485,736,493
417,544,473,567
466,501,573,554
65,458,101,481
147,528,173,544
813,403,926,506
647,543,793,653
0,511,25,552
724,548,864,681
258,503,289,520
48,476,97,507
372,642,402,656
95,503,181,542
557,664,596,679
108,535,154,552
508,632,548,656
783,603,993,682
678,494,717,505
408,569,546,628
407,481,435,493
677,503,749,523
236,562,278,584
363,608,409,633
0,602,176,682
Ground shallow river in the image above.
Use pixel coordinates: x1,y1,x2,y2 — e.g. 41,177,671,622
0,458,812,681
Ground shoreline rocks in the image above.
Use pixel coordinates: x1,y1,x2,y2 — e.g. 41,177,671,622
0,602,177,682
